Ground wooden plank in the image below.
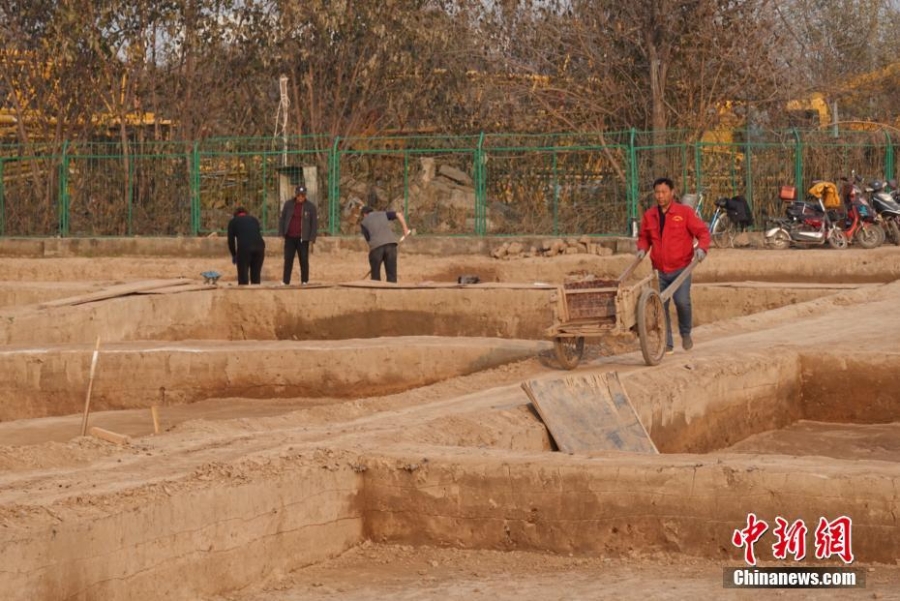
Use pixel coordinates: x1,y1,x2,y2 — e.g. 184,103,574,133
522,372,657,454
40,279,191,308
90,426,131,446
150,405,160,435
552,285,569,323
80,337,102,436
604,372,659,453
338,281,556,290
137,283,216,294
561,287,618,295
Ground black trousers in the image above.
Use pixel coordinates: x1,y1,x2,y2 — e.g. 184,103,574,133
283,237,310,284
236,248,265,285
369,243,398,283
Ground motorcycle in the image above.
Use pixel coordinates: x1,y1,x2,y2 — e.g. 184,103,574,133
764,184,848,250
834,176,884,249
870,179,900,246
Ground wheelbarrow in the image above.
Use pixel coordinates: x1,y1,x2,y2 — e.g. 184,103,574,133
545,254,700,369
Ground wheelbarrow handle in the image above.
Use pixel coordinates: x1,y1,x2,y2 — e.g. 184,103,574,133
658,256,701,303
617,254,644,284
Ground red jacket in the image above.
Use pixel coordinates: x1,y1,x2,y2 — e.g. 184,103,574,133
637,202,710,273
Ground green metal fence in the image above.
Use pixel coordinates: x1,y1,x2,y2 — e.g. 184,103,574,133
1,128,897,237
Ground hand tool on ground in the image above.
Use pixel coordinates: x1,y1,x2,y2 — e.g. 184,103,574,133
201,270,222,285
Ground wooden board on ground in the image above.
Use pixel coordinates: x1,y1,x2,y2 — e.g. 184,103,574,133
284,282,331,289
454,282,556,290
137,283,215,294
521,372,658,454
339,281,556,290
339,280,458,289
39,279,191,308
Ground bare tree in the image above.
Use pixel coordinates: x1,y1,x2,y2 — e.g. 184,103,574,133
775,0,900,127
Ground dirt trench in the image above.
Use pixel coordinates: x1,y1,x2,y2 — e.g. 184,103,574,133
1,242,899,601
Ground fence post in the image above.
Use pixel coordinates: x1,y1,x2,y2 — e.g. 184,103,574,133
741,131,752,207
693,142,703,197
884,130,894,182
127,152,134,236
328,136,340,236
551,141,559,236
627,128,639,236
59,140,70,237
0,158,4,236
261,151,268,229
190,141,200,236
403,148,410,219
474,131,486,236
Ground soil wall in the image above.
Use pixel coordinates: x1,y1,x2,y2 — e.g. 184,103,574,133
623,351,804,453
362,451,900,563
0,285,838,345
0,338,546,421
0,464,363,601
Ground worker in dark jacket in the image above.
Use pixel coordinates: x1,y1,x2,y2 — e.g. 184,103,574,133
278,185,318,285
360,206,410,283
227,206,266,285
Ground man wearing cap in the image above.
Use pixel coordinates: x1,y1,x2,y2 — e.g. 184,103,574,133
278,185,318,285
227,206,266,285
360,206,411,283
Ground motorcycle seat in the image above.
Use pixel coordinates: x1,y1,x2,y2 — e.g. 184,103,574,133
786,201,823,218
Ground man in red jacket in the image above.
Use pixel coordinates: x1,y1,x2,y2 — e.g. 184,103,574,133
636,177,711,353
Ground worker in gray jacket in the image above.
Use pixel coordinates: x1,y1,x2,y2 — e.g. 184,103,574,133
360,206,410,283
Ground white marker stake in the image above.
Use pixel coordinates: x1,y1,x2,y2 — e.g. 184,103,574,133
80,337,102,437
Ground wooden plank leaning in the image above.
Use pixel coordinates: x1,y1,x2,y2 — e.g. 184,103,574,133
521,371,657,454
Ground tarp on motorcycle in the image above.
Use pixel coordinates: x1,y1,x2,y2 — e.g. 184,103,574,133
725,195,753,227
808,181,842,209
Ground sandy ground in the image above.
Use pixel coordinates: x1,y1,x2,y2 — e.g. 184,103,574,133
205,543,900,601
2,243,900,600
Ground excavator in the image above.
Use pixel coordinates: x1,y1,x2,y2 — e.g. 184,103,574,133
0,49,171,143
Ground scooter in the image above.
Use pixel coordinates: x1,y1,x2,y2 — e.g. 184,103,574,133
764,185,848,250
870,180,900,245
834,177,884,248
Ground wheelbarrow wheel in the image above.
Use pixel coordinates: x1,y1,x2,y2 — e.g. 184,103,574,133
553,336,584,370
637,288,666,366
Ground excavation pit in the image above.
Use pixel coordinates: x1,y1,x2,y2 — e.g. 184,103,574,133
0,282,854,423
2,243,900,600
